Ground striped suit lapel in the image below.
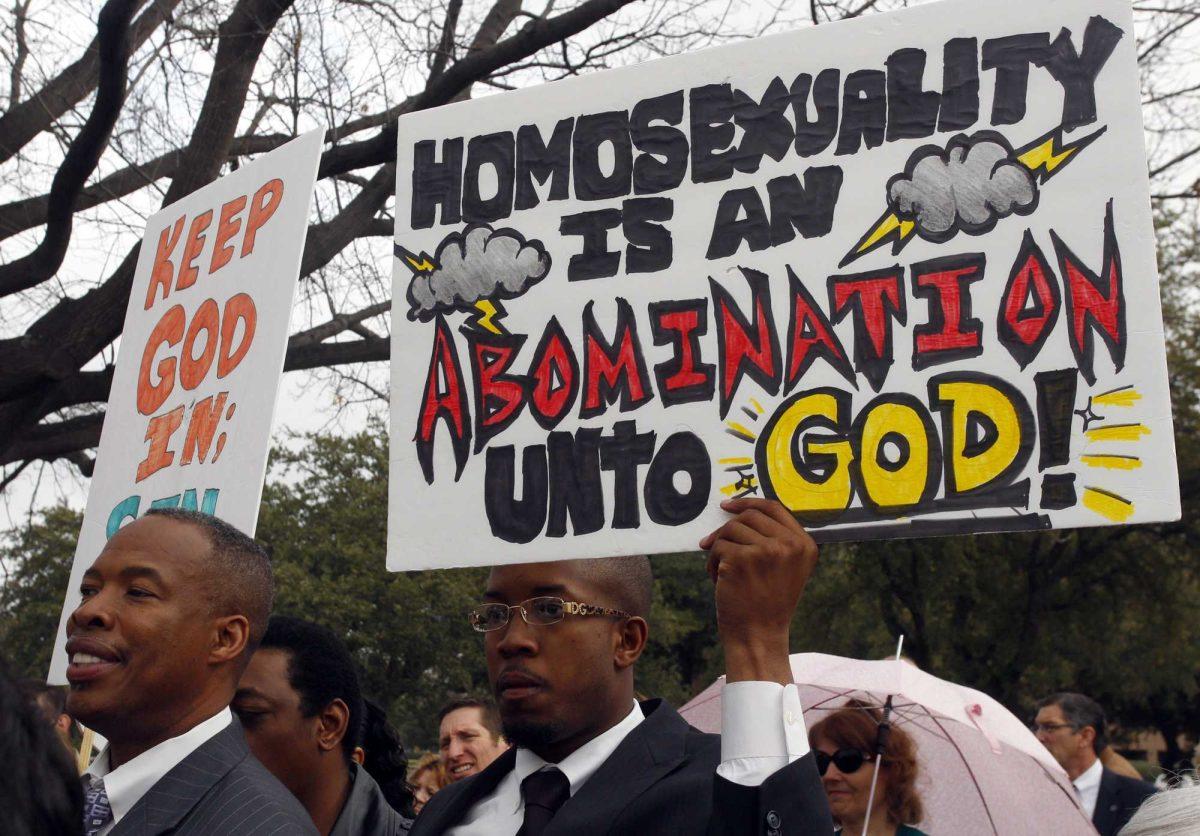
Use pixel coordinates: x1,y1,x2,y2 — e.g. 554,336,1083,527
110,719,248,836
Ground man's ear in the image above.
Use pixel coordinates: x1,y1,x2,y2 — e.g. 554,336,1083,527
317,698,351,754
613,616,649,671
352,746,365,765
1079,724,1097,751
211,615,250,664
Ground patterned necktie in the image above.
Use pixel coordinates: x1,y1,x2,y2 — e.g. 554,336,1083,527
517,768,570,836
82,778,113,836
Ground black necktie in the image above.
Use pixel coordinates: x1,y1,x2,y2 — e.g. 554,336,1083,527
517,768,570,836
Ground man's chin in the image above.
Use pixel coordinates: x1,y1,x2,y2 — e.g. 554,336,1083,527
500,717,563,751
65,693,111,732
66,683,127,732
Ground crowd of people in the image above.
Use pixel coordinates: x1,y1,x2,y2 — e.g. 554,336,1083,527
2,501,1198,835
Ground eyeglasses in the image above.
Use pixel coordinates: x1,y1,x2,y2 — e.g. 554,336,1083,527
815,748,875,777
469,596,632,632
1031,722,1077,734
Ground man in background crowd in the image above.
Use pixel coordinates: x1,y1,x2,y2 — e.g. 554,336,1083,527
1034,692,1156,836
66,508,315,835
21,678,75,755
235,615,411,835
437,697,508,783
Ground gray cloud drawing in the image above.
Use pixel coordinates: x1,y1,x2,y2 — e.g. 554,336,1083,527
887,133,1038,242
405,224,551,321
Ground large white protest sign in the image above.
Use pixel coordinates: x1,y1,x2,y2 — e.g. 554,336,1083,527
48,130,323,682
388,0,1179,571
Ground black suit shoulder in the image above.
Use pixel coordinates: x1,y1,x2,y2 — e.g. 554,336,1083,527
1109,770,1156,803
1093,768,1156,836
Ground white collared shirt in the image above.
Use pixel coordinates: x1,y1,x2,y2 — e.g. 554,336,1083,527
1073,757,1104,818
446,683,808,835
83,708,233,835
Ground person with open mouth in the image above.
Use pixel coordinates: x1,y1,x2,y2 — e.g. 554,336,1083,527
66,508,317,835
437,697,508,784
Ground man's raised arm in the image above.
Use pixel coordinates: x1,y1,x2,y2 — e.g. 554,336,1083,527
700,497,834,835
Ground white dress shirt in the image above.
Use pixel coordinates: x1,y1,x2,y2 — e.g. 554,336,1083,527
83,708,233,836
447,683,808,835
1073,757,1104,818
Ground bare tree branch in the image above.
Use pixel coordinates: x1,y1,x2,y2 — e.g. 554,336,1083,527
301,164,395,276
0,413,104,468
429,0,464,80
8,0,33,109
0,0,297,460
0,0,181,163
0,0,645,468
290,300,391,349
0,0,139,298
317,0,640,179
1149,142,1200,178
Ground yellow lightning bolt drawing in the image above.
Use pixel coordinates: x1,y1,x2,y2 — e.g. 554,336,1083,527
839,212,917,267
395,244,438,275
840,125,1108,268
469,299,508,336
1017,136,1079,177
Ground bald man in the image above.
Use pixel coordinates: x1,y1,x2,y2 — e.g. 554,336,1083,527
66,508,315,835
411,497,834,835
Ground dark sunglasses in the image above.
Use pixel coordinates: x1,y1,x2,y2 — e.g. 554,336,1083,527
815,748,874,776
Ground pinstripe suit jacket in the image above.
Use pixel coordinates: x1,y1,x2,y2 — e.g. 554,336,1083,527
109,718,317,836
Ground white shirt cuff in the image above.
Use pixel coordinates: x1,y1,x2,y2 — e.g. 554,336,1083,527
716,681,810,787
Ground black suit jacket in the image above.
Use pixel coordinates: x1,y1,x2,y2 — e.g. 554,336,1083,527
1091,767,1155,836
109,718,318,836
410,698,834,836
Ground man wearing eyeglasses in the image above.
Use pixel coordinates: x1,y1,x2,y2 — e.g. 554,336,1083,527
409,497,834,836
1033,693,1155,836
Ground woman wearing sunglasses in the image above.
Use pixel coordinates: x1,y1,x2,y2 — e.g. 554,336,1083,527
809,705,928,836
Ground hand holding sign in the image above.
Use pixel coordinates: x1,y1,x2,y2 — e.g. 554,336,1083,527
700,497,818,686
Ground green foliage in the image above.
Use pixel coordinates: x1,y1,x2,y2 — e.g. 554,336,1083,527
256,425,491,750
0,505,82,677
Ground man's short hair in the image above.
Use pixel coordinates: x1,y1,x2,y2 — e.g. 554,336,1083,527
577,554,653,619
143,508,274,650
437,697,502,740
1038,692,1109,755
259,615,364,761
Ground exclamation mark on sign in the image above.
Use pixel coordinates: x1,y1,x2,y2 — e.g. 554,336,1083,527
1035,369,1078,509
